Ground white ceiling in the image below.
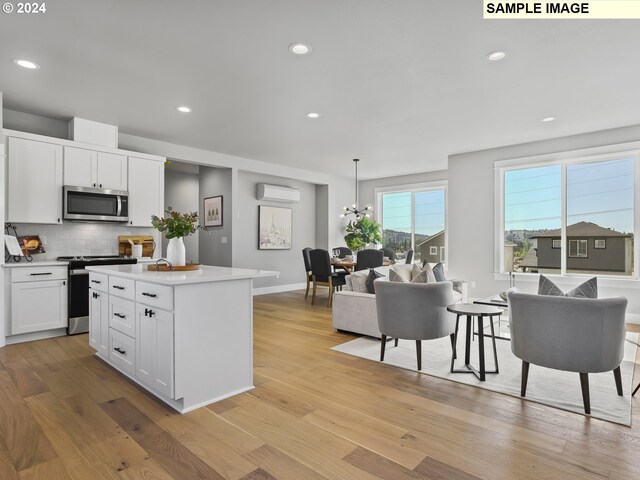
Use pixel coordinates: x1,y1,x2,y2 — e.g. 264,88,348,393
1,1,639,179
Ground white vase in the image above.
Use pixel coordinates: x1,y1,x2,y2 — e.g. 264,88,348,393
166,237,186,266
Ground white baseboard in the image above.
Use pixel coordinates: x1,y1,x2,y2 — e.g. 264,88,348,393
252,283,306,296
5,328,68,345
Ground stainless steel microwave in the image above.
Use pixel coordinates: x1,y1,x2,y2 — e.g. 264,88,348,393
63,186,129,222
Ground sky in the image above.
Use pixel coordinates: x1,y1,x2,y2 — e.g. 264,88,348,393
504,158,635,234
381,189,445,236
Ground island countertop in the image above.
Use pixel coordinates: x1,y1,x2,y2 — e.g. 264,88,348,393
85,264,279,286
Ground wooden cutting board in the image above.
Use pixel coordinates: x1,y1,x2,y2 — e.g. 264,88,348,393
118,236,155,257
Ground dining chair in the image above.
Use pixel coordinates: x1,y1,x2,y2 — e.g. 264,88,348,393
405,249,414,264
355,249,383,271
381,247,396,262
332,247,352,258
302,247,313,299
309,249,347,307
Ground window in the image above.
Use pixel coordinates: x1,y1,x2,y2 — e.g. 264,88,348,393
501,154,636,277
568,240,588,258
378,184,446,264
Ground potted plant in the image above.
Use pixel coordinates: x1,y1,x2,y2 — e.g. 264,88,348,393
344,217,382,252
151,207,202,266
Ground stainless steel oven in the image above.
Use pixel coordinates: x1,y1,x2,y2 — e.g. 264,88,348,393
63,186,129,223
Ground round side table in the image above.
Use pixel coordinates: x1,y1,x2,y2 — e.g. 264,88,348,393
448,303,503,381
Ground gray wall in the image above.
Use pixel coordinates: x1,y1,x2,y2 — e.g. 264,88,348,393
235,171,316,289
448,123,640,317
315,184,329,250
164,165,200,263
199,166,233,267
3,109,69,139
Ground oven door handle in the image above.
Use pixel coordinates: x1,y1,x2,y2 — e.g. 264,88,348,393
70,269,90,276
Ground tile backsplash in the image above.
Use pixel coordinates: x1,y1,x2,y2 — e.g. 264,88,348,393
8,223,157,260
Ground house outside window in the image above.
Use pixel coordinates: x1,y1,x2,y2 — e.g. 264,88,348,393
377,182,446,264
499,153,636,277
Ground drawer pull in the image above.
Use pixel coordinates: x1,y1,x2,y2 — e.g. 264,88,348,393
91,279,101,284
112,285,125,290
145,308,155,317
113,313,126,319
113,347,126,355
142,292,157,298
30,272,52,276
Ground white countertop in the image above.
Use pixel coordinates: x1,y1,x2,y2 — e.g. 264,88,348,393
2,260,69,268
86,264,279,285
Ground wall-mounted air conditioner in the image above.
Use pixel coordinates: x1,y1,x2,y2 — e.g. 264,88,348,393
256,184,300,203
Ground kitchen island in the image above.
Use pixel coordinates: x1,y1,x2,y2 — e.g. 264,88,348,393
85,264,278,413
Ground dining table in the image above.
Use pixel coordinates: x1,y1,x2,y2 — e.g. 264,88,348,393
331,259,392,273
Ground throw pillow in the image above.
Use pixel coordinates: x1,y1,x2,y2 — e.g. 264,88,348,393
366,269,385,294
349,269,370,293
433,262,446,282
410,270,428,284
389,265,412,283
538,275,598,298
412,262,436,283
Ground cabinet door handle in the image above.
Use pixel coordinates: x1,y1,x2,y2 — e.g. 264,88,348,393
113,347,126,355
62,280,66,286
30,272,52,276
99,183,102,188
92,292,99,299
112,285,125,290
93,183,96,187
113,313,126,319
142,292,157,298
91,280,101,284
144,308,155,317
57,218,61,223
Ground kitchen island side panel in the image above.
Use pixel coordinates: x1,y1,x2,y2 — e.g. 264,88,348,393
173,278,254,408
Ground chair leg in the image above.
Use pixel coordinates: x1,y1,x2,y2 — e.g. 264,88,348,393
311,276,317,305
580,373,591,415
380,334,387,361
305,275,310,299
416,340,422,371
327,278,333,308
633,382,640,397
613,366,623,396
521,361,530,397
394,338,399,347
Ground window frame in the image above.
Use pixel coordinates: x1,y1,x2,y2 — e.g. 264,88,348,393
594,239,606,249
375,180,448,263
568,239,588,258
430,246,438,255
552,239,561,249
494,144,640,280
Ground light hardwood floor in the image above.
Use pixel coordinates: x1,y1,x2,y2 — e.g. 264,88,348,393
0,290,638,479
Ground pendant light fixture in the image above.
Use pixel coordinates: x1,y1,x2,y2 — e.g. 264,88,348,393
341,159,373,220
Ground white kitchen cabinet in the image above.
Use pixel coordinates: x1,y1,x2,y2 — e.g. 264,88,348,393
128,157,164,227
89,288,109,357
136,304,174,398
11,279,67,335
7,137,63,224
64,147,127,190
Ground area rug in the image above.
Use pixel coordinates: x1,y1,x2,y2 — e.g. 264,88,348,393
332,326,638,426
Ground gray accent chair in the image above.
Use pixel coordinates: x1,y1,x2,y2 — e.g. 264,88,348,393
508,292,627,414
375,280,456,370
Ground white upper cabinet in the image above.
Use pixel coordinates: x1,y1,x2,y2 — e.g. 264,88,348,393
128,157,164,227
8,137,63,224
64,146,127,190
97,152,127,190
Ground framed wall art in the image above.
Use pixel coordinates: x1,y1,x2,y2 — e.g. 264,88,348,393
204,196,223,227
258,206,292,250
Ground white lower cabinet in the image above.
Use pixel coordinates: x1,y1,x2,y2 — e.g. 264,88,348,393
136,304,174,398
89,288,109,356
9,266,68,336
89,273,174,400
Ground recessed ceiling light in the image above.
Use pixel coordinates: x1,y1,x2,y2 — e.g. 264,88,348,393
487,51,508,61
289,43,311,55
176,106,192,113
307,112,320,119
542,117,556,122
13,58,40,69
